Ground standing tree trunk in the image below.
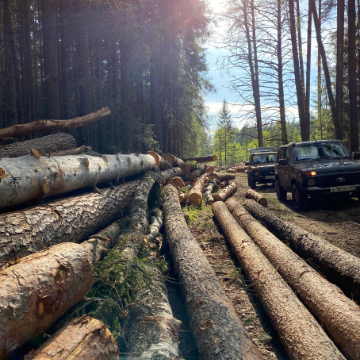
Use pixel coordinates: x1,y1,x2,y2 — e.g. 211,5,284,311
162,185,263,360
305,0,312,135
318,0,323,139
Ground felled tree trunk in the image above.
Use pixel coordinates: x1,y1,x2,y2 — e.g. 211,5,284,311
213,182,237,202
227,199,360,360
178,192,188,203
209,172,235,182
212,202,344,360
145,209,163,243
188,173,208,205
0,243,93,360
24,316,119,360
0,133,77,159
183,155,217,163
162,185,263,360
0,153,155,209
0,180,138,262
160,167,182,181
148,151,172,170
45,145,92,157
189,163,206,180
204,180,218,205
166,177,185,189
243,199,360,301
0,107,110,141
245,189,267,206
163,154,190,175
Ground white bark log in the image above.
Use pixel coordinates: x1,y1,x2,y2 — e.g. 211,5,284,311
0,153,156,209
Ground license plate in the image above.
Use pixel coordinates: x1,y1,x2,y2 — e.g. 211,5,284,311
265,176,274,179
330,185,356,193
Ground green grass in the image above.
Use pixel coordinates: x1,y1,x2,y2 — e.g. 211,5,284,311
244,315,256,325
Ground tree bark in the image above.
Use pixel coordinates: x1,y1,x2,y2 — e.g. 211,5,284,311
0,180,139,263
145,209,163,244
148,151,172,170
245,189,267,206
243,199,360,302
213,183,237,202
24,316,119,360
0,133,77,159
227,199,360,360
189,163,207,180
188,173,208,205
213,201,345,360
0,243,93,360
45,145,92,157
183,155,217,163
160,167,183,181
0,108,111,141
162,185,262,360
0,153,155,209
163,154,190,175
204,180,219,205
166,177,185,189
209,172,235,182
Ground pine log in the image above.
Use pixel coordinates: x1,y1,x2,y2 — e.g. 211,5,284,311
148,151,172,170
212,202,344,360
209,172,235,182
0,108,110,141
0,180,138,263
24,316,119,360
227,199,360,360
227,169,236,173
188,173,208,205
0,133,77,159
235,165,247,172
213,182,237,202
45,145,92,157
206,165,215,173
162,185,263,360
203,180,219,205
163,153,188,173
219,180,229,188
189,163,206,180
243,199,360,302
160,167,183,181
167,176,185,189
0,152,155,209
183,155,217,163
0,243,93,359
245,189,267,206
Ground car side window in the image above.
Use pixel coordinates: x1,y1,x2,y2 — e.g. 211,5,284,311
277,149,284,160
284,148,289,160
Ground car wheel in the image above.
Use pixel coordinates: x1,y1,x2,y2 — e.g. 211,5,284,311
292,183,308,210
275,179,286,201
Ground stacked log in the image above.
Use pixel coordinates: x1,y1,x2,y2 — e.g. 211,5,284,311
209,172,235,182
148,151,172,170
163,185,263,360
245,189,267,206
213,182,237,202
0,133,77,159
163,154,190,175
188,172,208,205
183,155,217,163
212,202,345,360
189,163,206,180
160,167,183,181
167,176,185,189
243,199,360,302
203,179,219,205
227,199,360,359
24,316,119,360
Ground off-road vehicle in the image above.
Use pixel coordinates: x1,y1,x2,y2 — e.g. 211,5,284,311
245,151,277,189
275,140,360,210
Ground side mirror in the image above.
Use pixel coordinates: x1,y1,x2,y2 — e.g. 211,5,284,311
244,161,250,165
352,152,360,160
278,159,288,166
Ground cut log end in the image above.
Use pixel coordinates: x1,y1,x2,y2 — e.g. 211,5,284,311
31,148,40,158
245,189,267,206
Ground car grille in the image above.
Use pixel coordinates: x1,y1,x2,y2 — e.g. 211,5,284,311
259,170,274,176
316,172,360,187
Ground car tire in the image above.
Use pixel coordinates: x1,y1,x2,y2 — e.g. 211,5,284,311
275,179,286,201
292,183,308,210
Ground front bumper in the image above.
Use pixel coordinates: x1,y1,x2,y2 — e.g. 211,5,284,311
251,175,275,183
300,183,360,197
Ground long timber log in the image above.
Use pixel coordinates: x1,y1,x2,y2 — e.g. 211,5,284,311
213,201,345,360
245,189,267,206
227,199,360,360
24,316,119,360
148,151,172,170
183,155,217,163
162,185,263,360
0,133,77,159
0,180,138,263
160,167,182,181
189,163,206,180
213,182,237,202
0,152,155,209
209,172,235,182
0,243,93,360
204,180,218,205
188,173,208,205
243,199,360,301
0,108,110,141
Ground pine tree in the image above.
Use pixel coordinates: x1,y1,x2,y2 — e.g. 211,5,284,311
217,100,234,165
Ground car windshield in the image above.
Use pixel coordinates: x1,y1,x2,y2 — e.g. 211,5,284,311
251,153,277,164
293,142,351,162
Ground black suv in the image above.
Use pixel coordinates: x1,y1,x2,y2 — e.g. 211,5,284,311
275,140,360,210
245,151,277,189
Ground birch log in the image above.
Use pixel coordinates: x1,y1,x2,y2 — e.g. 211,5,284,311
245,189,267,206
0,108,110,140
0,133,77,159
212,202,344,360
0,243,93,360
213,182,237,202
0,152,155,209
24,316,119,360
227,199,360,360
162,185,263,360
0,180,138,263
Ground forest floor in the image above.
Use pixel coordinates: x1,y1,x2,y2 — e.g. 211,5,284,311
169,172,360,360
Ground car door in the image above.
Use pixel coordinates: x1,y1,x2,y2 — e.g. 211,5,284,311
282,147,292,191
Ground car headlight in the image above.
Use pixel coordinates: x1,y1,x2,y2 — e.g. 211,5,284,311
307,178,316,186
254,171,260,176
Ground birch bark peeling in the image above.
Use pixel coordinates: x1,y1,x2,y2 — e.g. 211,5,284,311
213,182,237,202
243,199,360,302
0,107,111,140
0,180,138,263
0,133,77,159
212,202,344,360
0,243,93,360
227,199,360,360
0,153,155,209
245,189,267,206
162,185,263,360
24,316,119,360
188,173,208,205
